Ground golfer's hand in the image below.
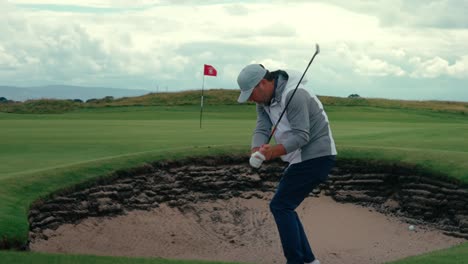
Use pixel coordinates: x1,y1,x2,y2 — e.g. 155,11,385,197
249,151,265,168
259,144,287,161
251,147,260,154
259,144,273,161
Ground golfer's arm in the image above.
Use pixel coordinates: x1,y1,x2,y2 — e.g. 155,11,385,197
251,104,272,151
251,147,260,154
281,89,310,153
269,144,287,159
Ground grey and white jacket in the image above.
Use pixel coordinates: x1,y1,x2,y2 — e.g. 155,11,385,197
252,70,337,164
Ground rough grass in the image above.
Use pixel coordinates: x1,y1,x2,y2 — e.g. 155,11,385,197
1,89,467,114
0,99,83,114
320,96,468,115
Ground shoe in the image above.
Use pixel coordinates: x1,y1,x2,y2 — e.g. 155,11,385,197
305,260,320,264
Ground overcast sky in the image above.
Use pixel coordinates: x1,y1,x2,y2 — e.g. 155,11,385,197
1,0,468,101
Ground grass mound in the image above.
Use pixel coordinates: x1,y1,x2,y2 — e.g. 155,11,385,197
0,99,83,114
320,96,468,115
1,89,467,114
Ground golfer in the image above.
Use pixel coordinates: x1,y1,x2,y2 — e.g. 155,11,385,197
237,64,337,264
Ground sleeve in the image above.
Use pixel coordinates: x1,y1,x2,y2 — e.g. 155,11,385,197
281,89,311,153
251,104,272,149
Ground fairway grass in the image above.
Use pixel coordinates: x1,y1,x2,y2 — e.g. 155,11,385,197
0,251,244,264
386,243,468,264
1,105,467,263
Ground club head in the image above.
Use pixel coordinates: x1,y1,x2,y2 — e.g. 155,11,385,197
315,43,320,55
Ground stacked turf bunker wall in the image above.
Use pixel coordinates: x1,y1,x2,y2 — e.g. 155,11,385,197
28,155,468,246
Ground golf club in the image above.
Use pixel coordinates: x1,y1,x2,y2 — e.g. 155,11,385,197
266,43,320,143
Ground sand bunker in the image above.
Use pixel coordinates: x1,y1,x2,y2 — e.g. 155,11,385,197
31,194,464,264
28,157,468,263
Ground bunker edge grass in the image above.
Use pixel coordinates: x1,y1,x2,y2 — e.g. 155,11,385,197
0,250,246,264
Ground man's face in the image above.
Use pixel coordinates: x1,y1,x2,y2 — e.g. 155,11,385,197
248,80,272,105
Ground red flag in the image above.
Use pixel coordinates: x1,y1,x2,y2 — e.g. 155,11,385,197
203,64,217,76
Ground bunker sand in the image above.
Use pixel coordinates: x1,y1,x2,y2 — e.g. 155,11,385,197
31,194,464,264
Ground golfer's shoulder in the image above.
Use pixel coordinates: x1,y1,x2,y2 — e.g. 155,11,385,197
284,89,311,110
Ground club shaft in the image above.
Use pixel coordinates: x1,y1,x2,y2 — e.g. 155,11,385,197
267,45,320,143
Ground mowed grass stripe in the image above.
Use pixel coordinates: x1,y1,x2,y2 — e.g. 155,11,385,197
0,119,254,176
0,144,241,180
337,145,468,181
2,109,467,177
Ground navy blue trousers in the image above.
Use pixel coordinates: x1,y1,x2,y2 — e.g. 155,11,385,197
270,155,335,264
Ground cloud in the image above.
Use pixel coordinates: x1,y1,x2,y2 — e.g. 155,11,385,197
0,45,20,70
389,1,468,29
1,0,467,101
410,55,468,78
355,55,406,77
448,55,468,77
331,43,406,77
319,0,468,29
10,0,158,9
261,23,297,37
392,49,406,59
1,16,109,77
223,4,249,16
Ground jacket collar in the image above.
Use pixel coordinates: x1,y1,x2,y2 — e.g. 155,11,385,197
269,73,287,107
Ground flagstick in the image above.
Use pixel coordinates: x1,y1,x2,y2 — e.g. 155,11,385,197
200,74,205,129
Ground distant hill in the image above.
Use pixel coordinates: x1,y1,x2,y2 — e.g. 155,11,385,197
0,89,467,115
0,85,152,101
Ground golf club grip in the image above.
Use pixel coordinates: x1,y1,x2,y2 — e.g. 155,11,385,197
266,47,319,144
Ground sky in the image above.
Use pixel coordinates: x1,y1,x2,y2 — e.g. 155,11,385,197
1,0,468,101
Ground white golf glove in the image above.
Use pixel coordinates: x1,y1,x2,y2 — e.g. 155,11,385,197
249,151,266,168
